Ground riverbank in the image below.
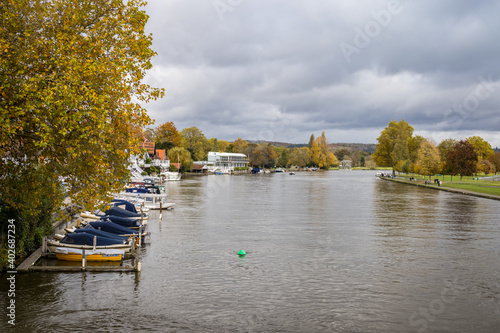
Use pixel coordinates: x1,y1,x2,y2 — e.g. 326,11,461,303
379,176,500,201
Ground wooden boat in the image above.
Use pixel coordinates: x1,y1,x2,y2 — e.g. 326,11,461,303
54,247,124,262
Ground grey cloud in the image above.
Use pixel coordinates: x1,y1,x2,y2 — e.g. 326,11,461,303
143,0,500,145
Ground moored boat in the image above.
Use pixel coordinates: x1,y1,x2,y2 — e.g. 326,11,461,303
54,247,124,262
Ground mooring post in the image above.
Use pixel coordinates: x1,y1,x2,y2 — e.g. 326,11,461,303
134,245,141,272
42,236,47,254
82,249,86,271
138,225,142,247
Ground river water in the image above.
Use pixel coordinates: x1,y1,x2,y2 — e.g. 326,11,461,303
3,171,500,332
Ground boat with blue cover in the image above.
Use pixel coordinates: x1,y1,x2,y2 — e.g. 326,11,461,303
47,231,133,252
87,221,141,236
101,215,142,228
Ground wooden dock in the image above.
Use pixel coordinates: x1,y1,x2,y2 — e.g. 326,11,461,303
16,241,141,273
29,265,137,272
16,247,43,273
16,208,144,273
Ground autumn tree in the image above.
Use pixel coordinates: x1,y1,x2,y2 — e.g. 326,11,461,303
466,136,494,163
373,119,415,174
488,151,500,174
249,144,277,168
0,0,163,265
446,140,478,182
478,160,496,175
414,140,441,180
231,138,249,153
181,126,207,161
154,121,181,150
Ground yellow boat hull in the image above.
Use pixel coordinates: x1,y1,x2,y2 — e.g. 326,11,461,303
55,253,123,262
54,248,124,262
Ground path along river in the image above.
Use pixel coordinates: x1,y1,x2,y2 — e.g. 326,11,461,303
2,170,500,332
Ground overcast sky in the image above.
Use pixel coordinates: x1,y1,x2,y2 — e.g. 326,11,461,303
141,0,500,147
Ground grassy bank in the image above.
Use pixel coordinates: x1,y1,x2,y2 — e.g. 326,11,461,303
395,174,500,197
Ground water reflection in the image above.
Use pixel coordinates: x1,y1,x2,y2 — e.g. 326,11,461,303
6,171,500,332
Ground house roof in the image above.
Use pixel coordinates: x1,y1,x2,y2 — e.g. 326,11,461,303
156,149,168,160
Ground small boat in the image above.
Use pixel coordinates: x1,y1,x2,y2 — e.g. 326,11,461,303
54,247,124,262
86,221,142,236
289,172,295,175
162,171,181,181
48,232,133,253
67,228,131,243
105,206,147,220
275,168,284,173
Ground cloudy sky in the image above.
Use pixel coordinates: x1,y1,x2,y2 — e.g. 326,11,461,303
141,0,500,147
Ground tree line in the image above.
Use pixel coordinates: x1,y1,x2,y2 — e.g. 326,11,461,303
373,119,500,181
143,122,342,171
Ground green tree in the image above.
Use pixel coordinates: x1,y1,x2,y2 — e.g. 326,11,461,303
289,147,310,167
276,147,289,167
308,134,315,149
446,140,478,182
0,0,162,265
373,119,414,174
334,148,350,162
181,126,207,161
167,146,193,172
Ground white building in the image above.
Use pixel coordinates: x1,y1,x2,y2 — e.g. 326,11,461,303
207,152,249,172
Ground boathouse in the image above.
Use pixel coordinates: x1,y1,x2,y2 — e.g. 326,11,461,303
339,160,352,170
207,152,249,172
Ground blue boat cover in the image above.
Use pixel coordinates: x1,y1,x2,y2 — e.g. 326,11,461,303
60,232,125,246
73,228,128,242
101,215,141,228
104,206,142,218
112,199,138,214
87,221,139,235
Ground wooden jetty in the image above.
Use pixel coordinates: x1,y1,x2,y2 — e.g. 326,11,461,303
17,237,142,273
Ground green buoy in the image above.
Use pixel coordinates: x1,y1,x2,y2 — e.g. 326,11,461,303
238,250,246,256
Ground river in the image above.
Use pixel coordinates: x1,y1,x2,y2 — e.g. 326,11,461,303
2,171,500,332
